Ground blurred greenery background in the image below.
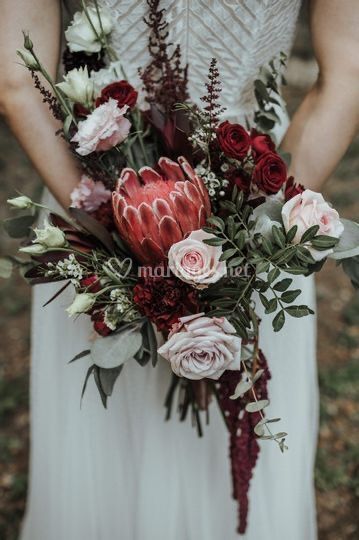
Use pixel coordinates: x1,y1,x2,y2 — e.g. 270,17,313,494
0,5,358,540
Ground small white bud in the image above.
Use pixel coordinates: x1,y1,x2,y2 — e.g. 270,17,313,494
66,293,96,316
7,195,34,209
19,244,47,255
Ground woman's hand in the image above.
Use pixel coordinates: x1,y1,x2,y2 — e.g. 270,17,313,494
282,0,359,191
0,0,81,208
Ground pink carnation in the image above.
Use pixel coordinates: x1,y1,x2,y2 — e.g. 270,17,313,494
70,175,111,212
71,98,131,156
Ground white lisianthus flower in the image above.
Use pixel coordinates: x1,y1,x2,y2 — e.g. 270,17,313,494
7,195,33,209
282,189,344,261
19,244,47,255
65,7,113,53
90,61,123,94
66,293,96,316
34,220,66,248
57,67,94,107
253,215,281,240
16,49,40,70
158,313,242,380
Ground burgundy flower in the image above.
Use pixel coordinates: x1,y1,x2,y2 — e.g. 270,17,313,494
216,121,250,160
284,176,305,201
252,152,287,194
80,275,101,293
90,201,115,230
91,311,111,337
133,275,199,332
96,80,138,109
112,156,211,265
226,169,251,193
250,129,275,159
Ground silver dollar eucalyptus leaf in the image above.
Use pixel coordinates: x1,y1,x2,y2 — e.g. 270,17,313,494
91,325,143,369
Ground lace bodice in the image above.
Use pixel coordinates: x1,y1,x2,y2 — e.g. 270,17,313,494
98,0,301,116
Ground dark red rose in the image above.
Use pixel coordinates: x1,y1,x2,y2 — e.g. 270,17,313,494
80,275,101,293
91,311,111,337
252,152,287,194
133,275,199,332
250,129,275,159
284,176,305,201
95,80,138,109
227,169,251,193
216,121,250,160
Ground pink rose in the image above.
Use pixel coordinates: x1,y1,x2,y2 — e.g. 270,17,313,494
158,313,242,380
281,189,344,261
71,98,131,156
70,175,111,212
168,230,227,289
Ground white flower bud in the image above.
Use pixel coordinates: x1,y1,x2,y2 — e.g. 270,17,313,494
34,220,66,248
66,293,96,316
7,195,34,209
16,49,39,71
19,244,47,255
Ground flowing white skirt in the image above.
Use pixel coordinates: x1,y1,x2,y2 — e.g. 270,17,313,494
20,257,318,540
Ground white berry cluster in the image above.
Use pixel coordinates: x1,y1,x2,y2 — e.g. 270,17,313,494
104,288,139,330
195,164,229,199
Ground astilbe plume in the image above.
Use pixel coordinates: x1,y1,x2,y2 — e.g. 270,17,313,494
217,350,271,534
200,58,225,129
31,71,63,121
139,0,189,113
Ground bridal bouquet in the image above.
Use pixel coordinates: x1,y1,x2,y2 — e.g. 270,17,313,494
3,1,359,534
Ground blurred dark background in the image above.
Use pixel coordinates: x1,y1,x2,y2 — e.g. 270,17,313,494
0,6,358,540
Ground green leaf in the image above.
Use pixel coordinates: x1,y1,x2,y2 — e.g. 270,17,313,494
281,289,301,303
0,258,13,278
272,226,285,248
286,225,298,243
273,278,292,292
203,237,227,246
227,256,244,268
219,200,237,213
227,216,235,240
97,365,123,396
91,324,143,369
259,293,270,310
256,260,270,274
68,207,115,253
300,225,320,243
93,366,108,408
311,235,339,249
235,230,246,250
285,266,307,275
220,248,237,261
80,364,95,405
268,267,280,283
69,349,91,363
207,216,225,231
230,379,252,399
265,297,278,314
3,214,37,239
262,237,273,256
63,114,73,137
272,309,285,332
285,305,314,317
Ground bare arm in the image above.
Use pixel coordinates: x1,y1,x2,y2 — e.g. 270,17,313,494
282,0,359,190
0,0,81,208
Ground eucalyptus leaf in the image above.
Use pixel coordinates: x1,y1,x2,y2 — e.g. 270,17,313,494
230,379,252,399
3,214,36,239
246,399,269,413
330,218,359,260
252,199,283,224
97,366,123,396
91,325,143,369
252,369,265,383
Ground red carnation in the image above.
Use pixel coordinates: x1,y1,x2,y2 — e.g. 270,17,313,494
284,176,305,201
252,152,287,194
91,311,111,337
96,80,138,109
216,121,250,160
250,129,275,159
80,275,101,293
133,275,199,332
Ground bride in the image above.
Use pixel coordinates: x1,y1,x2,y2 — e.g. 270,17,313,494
0,1,358,539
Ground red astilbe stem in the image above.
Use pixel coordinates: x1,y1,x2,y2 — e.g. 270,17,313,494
140,0,189,113
217,350,271,534
30,71,63,121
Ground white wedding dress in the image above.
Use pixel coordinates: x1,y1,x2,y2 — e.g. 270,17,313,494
21,1,319,539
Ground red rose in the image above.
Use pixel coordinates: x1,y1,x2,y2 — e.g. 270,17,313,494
252,152,287,194
216,121,250,160
91,311,111,337
250,130,275,159
284,176,305,201
226,169,251,193
96,80,138,109
133,275,198,332
80,275,101,293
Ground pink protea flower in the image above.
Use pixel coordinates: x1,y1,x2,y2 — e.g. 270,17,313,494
112,156,211,264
